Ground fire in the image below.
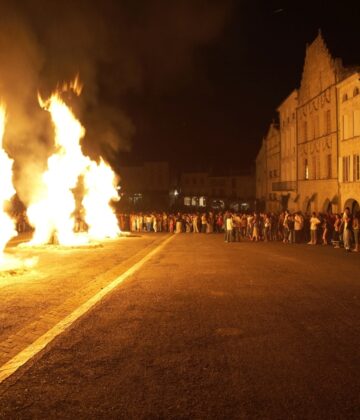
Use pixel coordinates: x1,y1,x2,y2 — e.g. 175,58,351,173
27,82,120,246
83,159,120,239
0,104,17,259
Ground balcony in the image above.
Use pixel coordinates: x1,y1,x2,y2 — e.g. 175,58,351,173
272,181,297,191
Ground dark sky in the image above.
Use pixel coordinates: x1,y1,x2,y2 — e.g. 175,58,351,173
119,1,360,172
1,0,360,183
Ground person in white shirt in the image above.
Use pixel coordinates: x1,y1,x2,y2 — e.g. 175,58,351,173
225,214,233,242
294,212,304,243
342,207,352,252
308,212,320,245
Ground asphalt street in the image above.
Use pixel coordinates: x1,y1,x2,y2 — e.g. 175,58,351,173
0,234,359,419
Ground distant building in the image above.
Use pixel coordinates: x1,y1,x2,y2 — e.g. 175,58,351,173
264,122,281,212
180,170,255,211
119,161,171,209
255,139,267,211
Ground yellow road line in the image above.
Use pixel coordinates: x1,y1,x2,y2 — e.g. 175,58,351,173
0,234,175,384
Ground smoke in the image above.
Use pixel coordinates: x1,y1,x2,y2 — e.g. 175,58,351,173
0,0,231,205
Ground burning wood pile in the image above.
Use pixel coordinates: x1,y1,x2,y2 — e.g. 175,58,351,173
0,79,121,263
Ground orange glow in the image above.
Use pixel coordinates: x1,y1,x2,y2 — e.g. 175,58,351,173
27,81,120,246
0,104,17,258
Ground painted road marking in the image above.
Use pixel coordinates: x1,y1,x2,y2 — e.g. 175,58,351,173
0,234,175,384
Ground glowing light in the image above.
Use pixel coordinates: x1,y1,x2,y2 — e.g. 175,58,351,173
0,104,17,259
27,80,120,246
83,158,120,240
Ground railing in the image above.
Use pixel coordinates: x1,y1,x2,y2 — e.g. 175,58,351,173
272,181,297,191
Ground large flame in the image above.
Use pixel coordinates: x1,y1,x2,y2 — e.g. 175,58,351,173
83,158,120,239
0,104,17,258
27,85,120,246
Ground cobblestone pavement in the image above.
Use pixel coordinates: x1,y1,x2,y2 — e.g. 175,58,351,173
0,234,359,419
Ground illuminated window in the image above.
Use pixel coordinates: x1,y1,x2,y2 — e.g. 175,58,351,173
304,159,309,180
184,197,191,206
343,114,350,139
327,154,332,179
343,156,350,182
353,155,360,181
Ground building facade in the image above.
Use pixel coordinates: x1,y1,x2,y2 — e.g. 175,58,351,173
296,32,343,214
276,90,298,211
255,139,267,211
265,122,281,212
180,171,255,210
256,31,360,214
119,161,171,209
337,72,360,214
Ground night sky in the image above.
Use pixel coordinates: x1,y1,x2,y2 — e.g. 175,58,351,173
120,1,360,172
2,0,360,180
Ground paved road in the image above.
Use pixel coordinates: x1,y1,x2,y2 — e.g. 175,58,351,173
0,234,359,419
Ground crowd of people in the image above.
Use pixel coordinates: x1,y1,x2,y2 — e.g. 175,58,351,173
119,208,360,252
9,206,360,253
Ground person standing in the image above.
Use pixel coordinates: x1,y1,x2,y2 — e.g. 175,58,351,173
308,212,320,245
294,212,304,243
353,211,359,252
342,207,352,252
233,213,241,242
201,213,207,233
287,214,295,244
225,213,233,242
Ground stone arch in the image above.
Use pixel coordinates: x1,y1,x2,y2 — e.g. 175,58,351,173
303,197,311,214
322,198,332,214
343,198,360,215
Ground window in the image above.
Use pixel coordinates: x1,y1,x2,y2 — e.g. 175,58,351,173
343,156,350,182
354,110,360,136
303,121,308,141
314,115,319,138
327,154,332,179
343,114,350,139
325,110,331,134
353,87,359,97
312,155,317,179
354,155,360,181
342,93,348,102
304,159,309,180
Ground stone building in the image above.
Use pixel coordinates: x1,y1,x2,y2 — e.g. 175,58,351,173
275,90,298,211
256,30,360,214
255,139,267,211
180,170,255,210
337,72,360,214
296,31,344,214
264,122,281,212
119,161,171,209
